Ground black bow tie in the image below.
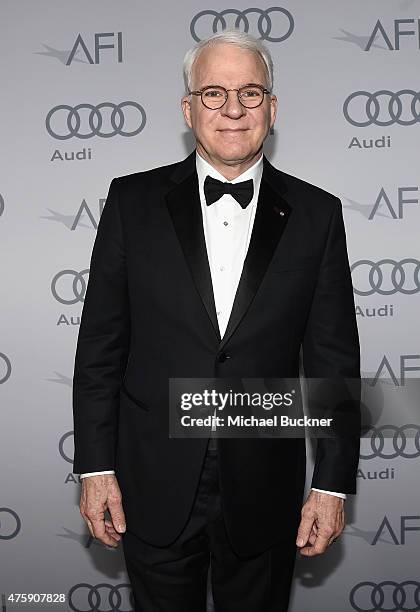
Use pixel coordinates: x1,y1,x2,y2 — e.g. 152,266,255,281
204,175,254,209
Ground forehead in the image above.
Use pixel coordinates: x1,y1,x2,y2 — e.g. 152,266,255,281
191,42,268,87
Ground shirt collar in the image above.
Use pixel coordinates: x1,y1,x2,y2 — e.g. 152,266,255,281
195,149,263,191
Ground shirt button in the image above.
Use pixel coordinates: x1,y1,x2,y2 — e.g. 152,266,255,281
219,266,225,272
223,221,228,226
217,352,230,363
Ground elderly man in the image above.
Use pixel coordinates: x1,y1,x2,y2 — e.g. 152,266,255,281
73,29,360,611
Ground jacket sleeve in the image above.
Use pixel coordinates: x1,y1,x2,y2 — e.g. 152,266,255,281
72,178,130,474
302,197,361,494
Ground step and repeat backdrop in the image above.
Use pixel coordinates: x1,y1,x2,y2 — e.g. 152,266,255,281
1,1,419,611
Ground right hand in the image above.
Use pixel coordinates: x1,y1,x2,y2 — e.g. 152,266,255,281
79,474,126,548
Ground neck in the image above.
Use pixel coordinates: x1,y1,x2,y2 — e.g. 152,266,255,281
196,144,263,180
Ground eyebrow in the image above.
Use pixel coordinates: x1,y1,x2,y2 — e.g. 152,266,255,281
197,82,267,90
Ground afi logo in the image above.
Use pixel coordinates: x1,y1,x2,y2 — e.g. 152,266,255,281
369,186,419,220
67,32,123,65
366,18,420,50
373,354,420,385
72,198,106,230
372,515,420,545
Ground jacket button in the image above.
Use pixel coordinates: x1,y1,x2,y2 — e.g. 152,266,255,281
217,352,230,363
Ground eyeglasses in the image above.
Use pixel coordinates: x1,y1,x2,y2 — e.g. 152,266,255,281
188,84,271,110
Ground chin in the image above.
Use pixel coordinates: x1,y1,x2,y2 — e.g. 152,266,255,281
214,145,253,162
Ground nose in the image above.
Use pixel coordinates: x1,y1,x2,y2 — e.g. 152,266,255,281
220,90,245,119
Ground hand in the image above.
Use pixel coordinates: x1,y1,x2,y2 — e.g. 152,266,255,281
79,474,126,548
296,490,344,556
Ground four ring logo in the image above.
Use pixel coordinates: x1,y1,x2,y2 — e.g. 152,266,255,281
0,352,12,384
59,431,74,464
361,425,420,459
343,90,420,127
190,8,294,43
0,508,21,540
46,102,146,140
349,580,420,612
51,269,89,305
351,259,420,296
68,583,134,612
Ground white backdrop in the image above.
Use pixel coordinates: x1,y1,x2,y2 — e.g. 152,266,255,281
1,1,419,611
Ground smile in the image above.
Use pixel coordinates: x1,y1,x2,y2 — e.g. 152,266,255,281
218,129,249,133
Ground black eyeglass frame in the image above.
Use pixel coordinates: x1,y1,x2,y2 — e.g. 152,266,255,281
188,83,272,109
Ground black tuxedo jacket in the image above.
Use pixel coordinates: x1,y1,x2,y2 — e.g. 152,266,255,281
72,150,360,557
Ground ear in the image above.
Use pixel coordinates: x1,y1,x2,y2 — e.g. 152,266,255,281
181,95,193,129
269,94,278,128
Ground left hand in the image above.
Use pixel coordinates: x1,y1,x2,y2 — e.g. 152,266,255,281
296,490,345,556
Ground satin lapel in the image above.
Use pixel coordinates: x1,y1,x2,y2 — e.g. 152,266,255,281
165,157,221,342
219,161,292,350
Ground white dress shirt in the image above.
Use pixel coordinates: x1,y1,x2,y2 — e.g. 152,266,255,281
80,151,346,500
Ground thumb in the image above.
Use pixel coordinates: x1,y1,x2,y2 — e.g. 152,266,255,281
296,514,314,548
107,497,126,533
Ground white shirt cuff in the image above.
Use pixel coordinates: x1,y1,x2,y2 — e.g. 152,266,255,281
79,470,115,479
311,487,346,499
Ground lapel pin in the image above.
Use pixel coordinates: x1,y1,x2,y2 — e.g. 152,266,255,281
274,205,285,216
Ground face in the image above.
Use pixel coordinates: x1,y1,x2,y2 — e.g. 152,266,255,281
181,43,277,173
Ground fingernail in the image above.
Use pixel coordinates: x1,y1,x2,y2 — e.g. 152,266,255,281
118,524,126,533
297,539,304,546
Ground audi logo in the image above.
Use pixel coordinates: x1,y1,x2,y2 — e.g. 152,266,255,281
46,102,146,140
190,7,294,43
350,580,420,612
51,269,89,305
0,508,21,540
59,431,74,464
0,352,12,384
361,425,420,459
69,583,134,612
351,259,420,296
343,90,420,127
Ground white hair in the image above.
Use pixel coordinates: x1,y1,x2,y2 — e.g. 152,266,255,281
182,29,274,94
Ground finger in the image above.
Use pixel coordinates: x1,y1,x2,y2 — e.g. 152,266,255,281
80,511,94,539
84,517,95,539
325,518,344,547
300,532,330,557
105,520,122,541
104,519,120,531
328,532,341,546
106,529,122,543
90,517,118,548
308,529,317,546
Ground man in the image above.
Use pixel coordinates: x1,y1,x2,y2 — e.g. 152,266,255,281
73,29,360,611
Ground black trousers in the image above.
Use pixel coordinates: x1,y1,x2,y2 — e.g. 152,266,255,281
122,438,298,611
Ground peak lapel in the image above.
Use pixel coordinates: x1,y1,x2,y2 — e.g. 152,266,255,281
219,158,292,349
165,152,221,342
